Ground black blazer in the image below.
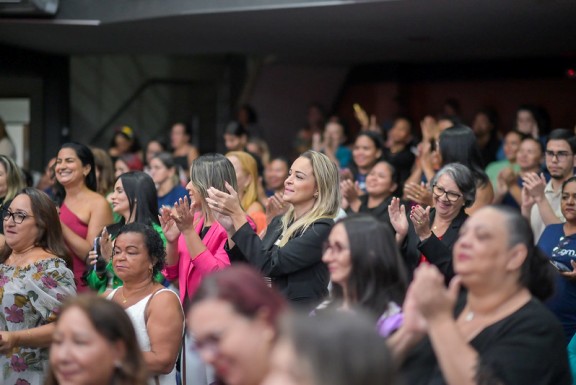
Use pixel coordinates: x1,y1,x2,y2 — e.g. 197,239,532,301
227,216,333,308
402,208,468,283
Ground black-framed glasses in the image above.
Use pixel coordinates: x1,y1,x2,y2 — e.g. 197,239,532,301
432,184,462,202
2,209,34,224
545,150,572,161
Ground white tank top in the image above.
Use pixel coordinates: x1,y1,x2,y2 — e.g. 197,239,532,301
108,288,183,385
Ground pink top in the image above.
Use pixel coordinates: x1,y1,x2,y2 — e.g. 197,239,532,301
163,213,230,303
59,202,89,292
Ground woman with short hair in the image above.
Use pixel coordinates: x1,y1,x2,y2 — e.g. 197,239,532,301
389,163,476,282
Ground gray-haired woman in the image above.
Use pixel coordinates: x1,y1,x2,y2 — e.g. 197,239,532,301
389,163,476,282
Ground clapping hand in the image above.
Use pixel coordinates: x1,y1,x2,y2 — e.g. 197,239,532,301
207,182,244,233
266,192,289,225
388,197,408,242
410,205,432,240
159,206,181,244
411,264,461,322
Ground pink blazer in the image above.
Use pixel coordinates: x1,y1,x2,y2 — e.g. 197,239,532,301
163,214,253,303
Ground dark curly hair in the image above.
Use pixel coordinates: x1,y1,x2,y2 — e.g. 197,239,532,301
116,222,166,277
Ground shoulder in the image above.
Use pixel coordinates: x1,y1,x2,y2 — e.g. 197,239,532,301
307,218,334,234
86,191,110,208
147,289,183,315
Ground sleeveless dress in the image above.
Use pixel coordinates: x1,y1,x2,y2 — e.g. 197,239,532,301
107,288,183,385
59,202,89,292
0,258,76,385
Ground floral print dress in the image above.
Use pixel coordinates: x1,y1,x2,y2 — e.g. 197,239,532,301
0,258,76,385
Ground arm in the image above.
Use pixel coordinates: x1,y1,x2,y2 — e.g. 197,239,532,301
0,323,56,353
524,173,562,225
144,291,184,374
230,218,332,276
0,260,77,352
410,266,480,385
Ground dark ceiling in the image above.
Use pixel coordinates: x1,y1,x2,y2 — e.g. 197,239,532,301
0,0,575,65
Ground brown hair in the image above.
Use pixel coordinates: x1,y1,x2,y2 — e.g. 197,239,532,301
1,187,71,267
45,295,149,385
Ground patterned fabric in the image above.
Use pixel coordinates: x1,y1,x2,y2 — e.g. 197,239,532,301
0,258,76,385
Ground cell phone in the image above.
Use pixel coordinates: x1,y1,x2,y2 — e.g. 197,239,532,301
550,260,572,272
93,237,101,272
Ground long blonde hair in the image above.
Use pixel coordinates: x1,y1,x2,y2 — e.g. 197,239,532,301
278,151,340,247
226,151,259,211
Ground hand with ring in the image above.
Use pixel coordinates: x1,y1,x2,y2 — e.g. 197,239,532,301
410,204,432,241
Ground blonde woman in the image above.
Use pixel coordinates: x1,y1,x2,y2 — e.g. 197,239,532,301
226,151,267,233
207,150,340,309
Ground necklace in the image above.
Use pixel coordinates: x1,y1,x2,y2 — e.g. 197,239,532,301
463,289,523,322
120,288,128,304
119,282,154,304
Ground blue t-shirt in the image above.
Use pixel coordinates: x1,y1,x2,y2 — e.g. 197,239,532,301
158,184,189,209
538,223,576,343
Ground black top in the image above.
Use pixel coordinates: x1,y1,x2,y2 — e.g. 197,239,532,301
227,216,332,309
402,208,468,283
383,146,416,185
355,195,395,229
401,298,571,385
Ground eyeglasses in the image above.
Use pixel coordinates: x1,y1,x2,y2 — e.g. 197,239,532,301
2,209,34,224
432,184,462,202
545,150,573,161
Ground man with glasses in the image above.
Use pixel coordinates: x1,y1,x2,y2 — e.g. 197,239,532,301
523,129,576,242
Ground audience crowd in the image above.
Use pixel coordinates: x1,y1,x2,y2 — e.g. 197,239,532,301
0,101,575,385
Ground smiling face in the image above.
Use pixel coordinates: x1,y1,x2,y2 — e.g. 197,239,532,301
432,174,465,219
50,307,123,385
188,299,274,385
352,135,381,169
561,180,576,223
112,232,153,283
4,194,39,251
322,223,351,289
366,162,396,198
55,148,90,187
110,178,132,221
283,157,317,209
